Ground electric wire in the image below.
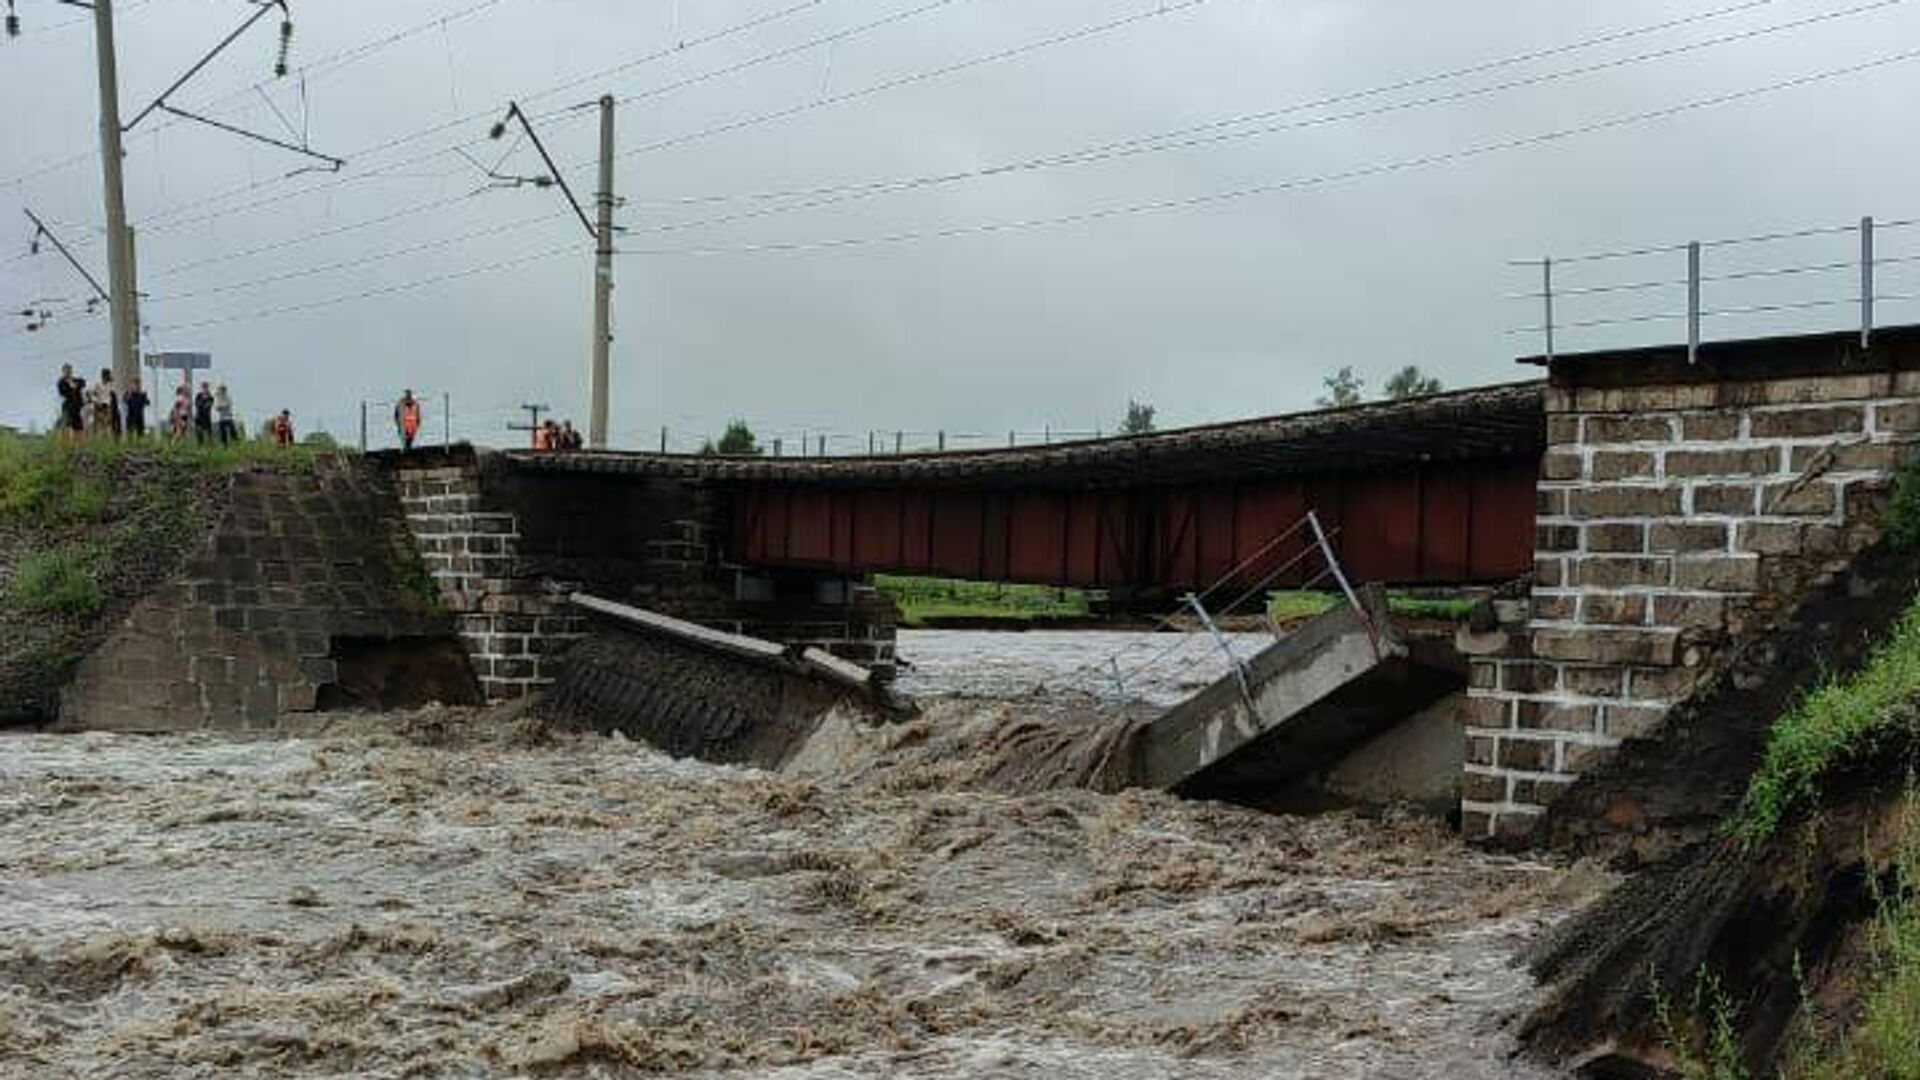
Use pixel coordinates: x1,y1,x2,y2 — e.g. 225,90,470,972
632,0,1905,236
613,48,1920,258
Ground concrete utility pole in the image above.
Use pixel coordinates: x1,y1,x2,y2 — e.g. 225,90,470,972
92,0,139,389
590,95,616,450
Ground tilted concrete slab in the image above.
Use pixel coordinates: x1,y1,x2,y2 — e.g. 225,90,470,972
1136,592,1461,799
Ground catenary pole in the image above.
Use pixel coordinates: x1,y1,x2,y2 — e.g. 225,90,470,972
93,0,139,389
590,94,616,450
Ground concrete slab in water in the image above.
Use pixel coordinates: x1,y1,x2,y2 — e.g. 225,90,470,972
1137,591,1461,800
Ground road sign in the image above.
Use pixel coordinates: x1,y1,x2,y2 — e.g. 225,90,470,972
145,351,211,373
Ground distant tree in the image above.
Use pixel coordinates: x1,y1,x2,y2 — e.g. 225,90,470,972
1120,399,1157,436
1384,366,1444,400
702,419,762,456
1317,366,1365,409
302,431,339,449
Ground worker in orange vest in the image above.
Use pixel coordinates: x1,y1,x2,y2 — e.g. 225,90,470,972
393,390,423,452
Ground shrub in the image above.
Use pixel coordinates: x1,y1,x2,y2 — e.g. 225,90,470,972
1888,464,1920,552
8,547,105,616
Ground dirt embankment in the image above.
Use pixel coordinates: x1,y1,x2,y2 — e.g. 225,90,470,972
1520,544,1920,1076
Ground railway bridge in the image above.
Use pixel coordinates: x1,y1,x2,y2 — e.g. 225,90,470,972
498,380,1546,600
385,323,1920,845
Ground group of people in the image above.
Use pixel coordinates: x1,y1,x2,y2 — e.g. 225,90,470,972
55,365,148,442
531,417,584,452
55,364,296,447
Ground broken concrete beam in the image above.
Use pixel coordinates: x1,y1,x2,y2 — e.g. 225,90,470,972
1133,590,1463,800
569,593,787,662
545,593,907,770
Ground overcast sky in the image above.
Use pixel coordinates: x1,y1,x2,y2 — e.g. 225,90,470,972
3,0,1919,450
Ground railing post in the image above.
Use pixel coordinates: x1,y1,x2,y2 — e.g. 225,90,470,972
894,430,903,455
1863,215,1876,352
359,399,368,453
938,430,946,452
1542,257,1555,362
660,426,668,453
1687,240,1702,365
1183,592,1252,705
1306,509,1379,659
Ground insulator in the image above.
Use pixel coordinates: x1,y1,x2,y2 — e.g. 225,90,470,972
6,15,19,39
275,19,292,77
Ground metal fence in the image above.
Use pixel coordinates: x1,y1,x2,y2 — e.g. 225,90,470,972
1511,215,1920,359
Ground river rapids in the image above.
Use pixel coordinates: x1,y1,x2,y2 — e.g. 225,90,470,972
0,630,1597,1078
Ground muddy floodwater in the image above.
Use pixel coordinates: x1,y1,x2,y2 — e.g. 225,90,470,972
0,631,1596,1079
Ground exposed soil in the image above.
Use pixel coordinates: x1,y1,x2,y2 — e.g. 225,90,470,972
1520,544,1920,1075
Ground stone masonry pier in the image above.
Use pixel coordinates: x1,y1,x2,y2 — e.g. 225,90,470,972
382,447,898,703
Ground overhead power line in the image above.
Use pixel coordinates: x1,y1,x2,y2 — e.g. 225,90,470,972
4,0,1871,287
635,0,1904,236
594,0,1229,169
118,0,868,235
119,0,1890,295
155,242,576,332
617,47,1920,258
30,40,1918,347
0,0,518,189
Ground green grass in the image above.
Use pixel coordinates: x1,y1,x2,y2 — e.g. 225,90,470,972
1733,594,1920,847
1786,797,1920,1080
0,432,321,719
874,574,1092,626
1654,969,1751,1080
1267,589,1480,623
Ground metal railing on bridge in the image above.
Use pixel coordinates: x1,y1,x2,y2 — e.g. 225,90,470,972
1511,214,1920,360
1043,510,1377,707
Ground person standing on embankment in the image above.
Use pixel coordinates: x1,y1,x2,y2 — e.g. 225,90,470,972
123,377,149,439
214,385,237,446
55,365,84,445
193,383,215,445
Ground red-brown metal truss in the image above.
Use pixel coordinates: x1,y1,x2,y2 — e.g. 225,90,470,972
729,454,1537,591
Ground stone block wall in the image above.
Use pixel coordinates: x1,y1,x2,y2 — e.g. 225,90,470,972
388,450,899,701
60,458,470,731
392,457,588,701
1463,364,1919,842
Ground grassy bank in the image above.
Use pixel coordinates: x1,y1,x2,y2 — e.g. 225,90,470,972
1786,802,1920,1080
874,574,1092,627
1733,593,1920,847
1267,589,1480,623
0,434,317,721
875,576,1482,628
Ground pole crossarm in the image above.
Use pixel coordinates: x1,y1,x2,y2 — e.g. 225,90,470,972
22,208,110,303
491,101,598,241
124,0,286,133
157,102,343,171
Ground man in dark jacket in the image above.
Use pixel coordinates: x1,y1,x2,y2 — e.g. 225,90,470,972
56,364,84,444
123,376,151,439
193,382,215,445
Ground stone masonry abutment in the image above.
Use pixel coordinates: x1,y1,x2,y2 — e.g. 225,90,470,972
1462,327,1920,843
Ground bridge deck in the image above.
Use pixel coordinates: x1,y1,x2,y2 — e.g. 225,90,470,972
500,381,1545,489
